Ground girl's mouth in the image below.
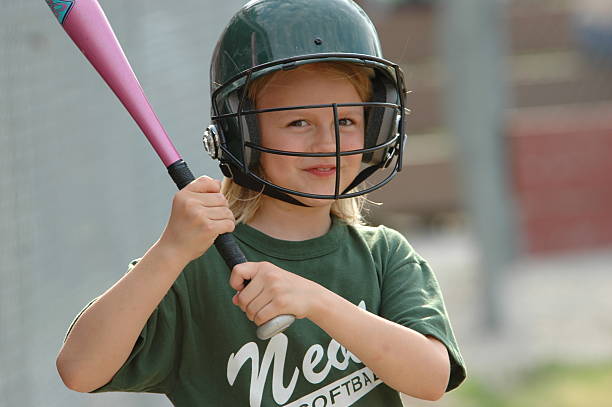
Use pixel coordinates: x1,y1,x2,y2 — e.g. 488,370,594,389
304,166,337,177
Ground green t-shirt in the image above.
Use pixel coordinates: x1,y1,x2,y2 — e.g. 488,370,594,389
76,219,465,406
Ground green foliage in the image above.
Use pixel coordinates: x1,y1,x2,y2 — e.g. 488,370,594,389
371,0,436,6
451,362,612,407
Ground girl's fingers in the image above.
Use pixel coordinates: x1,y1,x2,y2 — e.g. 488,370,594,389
230,262,303,324
234,275,265,310
251,300,282,327
160,175,233,263
187,191,228,208
215,219,237,235
200,206,234,221
229,263,259,291
184,176,221,193
242,286,274,322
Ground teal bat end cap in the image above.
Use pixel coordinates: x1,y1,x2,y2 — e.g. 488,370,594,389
45,0,75,25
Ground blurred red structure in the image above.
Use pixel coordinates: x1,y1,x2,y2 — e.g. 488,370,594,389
362,0,612,255
510,104,612,254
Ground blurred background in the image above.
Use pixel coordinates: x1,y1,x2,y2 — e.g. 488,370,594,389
1,0,611,406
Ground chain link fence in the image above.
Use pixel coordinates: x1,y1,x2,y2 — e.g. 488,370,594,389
1,1,244,405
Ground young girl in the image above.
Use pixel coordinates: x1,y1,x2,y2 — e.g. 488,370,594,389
56,0,466,405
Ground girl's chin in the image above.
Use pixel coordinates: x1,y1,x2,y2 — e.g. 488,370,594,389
301,198,336,208
265,178,356,205
288,193,337,208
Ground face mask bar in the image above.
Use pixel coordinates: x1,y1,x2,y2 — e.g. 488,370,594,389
208,53,408,201
225,109,402,200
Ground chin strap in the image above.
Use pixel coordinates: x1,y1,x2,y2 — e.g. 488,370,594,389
340,163,384,195
220,162,309,207
220,161,384,207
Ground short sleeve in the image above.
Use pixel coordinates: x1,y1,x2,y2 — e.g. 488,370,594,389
89,260,182,394
378,229,467,392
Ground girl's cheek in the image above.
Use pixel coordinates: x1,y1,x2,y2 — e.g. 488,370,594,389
342,135,365,150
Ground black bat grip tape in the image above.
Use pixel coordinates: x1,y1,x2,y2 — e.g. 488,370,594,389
166,159,295,340
167,159,196,190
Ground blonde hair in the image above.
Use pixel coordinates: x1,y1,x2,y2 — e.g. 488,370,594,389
222,62,374,225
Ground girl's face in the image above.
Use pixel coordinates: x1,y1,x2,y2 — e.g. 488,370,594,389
255,66,365,205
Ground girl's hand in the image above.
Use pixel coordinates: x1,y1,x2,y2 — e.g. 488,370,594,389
229,262,321,325
157,176,235,264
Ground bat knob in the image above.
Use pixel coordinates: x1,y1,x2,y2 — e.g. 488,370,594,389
256,314,296,340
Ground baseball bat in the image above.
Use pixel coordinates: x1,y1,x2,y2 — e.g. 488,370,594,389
44,0,294,340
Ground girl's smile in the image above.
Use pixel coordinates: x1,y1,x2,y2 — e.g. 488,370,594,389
303,165,336,178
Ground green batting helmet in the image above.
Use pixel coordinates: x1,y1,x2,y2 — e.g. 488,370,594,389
203,0,408,204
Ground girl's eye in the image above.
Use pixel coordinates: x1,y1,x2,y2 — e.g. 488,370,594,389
339,118,354,126
289,119,308,128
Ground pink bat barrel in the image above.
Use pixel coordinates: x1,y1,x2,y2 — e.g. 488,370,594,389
46,0,181,167
45,0,296,340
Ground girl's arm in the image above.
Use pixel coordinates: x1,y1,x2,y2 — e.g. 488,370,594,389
56,244,188,393
307,287,450,401
230,262,450,401
57,176,234,393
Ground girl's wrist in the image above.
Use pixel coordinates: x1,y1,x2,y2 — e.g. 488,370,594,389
148,240,192,273
304,282,337,323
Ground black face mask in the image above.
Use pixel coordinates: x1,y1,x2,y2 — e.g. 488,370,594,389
205,55,408,206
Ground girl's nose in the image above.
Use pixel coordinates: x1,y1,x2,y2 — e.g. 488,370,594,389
311,115,338,152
